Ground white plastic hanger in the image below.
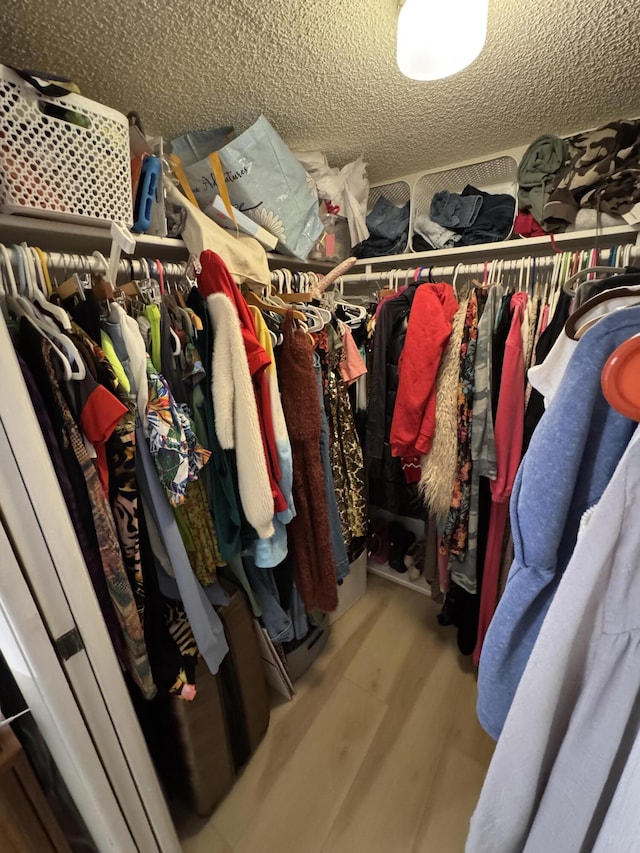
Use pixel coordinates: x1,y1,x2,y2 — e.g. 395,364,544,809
452,263,464,298
14,245,86,380
0,245,74,381
24,244,73,330
301,304,325,332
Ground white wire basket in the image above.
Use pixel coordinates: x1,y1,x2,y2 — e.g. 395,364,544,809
410,155,518,252
365,179,412,253
0,65,133,226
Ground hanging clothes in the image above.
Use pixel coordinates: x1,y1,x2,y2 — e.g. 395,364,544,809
367,284,424,518
440,289,482,560
277,312,338,613
314,353,351,581
145,357,211,507
522,290,572,451
248,305,296,568
478,306,640,739
198,250,287,513
186,286,245,561
390,282,458,460
173,479,224,584
136,425,229,676
205,292,275,540
36,334,156,698
452,285,503,594
419,297,469,522
318,323,368,551
468,425,640,853
16,351,125,661
474,291,528,664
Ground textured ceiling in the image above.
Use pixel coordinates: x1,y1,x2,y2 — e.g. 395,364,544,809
3,0,640,183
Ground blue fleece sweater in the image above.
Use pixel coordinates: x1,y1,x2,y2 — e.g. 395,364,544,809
478,307,640,740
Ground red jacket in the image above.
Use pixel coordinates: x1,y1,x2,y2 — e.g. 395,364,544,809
198,251,287,514
390,283,458,458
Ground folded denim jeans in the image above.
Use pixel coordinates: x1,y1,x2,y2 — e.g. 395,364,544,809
430,190,483,229
414,213,461,249
242,556,294,644
366,195,411,241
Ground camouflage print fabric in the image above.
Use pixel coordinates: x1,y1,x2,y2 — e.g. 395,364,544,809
543,119,640,229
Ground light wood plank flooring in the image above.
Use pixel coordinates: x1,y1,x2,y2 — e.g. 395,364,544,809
177,574,494,853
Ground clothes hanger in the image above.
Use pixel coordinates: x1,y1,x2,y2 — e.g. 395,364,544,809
25,245,74,330
16,244,86,379
91,250,116,302
244,289,306,322
29,246,46,294
452,263,464,299
0,245,75,381
562,265,627,296
300,305,325,332
32,247,52,296
564,284,640,340
601,333,640,420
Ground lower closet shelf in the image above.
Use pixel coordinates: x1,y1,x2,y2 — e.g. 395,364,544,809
366,560,431,596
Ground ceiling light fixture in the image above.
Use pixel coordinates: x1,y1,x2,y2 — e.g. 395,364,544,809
397,0,489,81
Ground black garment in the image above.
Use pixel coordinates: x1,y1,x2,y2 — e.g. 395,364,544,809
137,501,196,692
522,290,572,452
273,552,294,613
160,300,188,404
353,234,408,258
438,475,493,656
16,326,125,659
65,290,102,344
366,285,424,518
491,293,514,419
458,184,516,246
18,346,124,660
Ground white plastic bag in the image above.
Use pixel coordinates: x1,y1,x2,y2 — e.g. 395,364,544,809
296,152,370,246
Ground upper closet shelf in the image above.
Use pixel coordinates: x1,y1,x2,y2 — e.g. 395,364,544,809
0,213,188,261
1,215,638,275
353,224,640,271
0,213,335,270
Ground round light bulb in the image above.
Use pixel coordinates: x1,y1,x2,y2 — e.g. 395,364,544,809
397,0,489,81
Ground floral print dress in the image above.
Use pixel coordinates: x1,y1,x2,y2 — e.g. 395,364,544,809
441,289,485,561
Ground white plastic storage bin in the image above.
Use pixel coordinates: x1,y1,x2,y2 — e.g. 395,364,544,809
366,180,412,254
410,155,518,251
0,66,133,226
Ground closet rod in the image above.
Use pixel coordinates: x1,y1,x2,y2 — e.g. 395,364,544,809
338,244,639,286
4,246,187,283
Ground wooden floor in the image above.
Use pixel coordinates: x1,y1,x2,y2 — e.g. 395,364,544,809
177,574,494,853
